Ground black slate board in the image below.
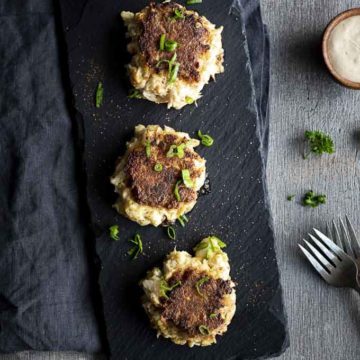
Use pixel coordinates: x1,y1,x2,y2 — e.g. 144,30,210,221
58,0,287,359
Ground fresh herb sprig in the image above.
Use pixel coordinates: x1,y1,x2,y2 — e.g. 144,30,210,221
303,130,335,159
302,190,326,208
127,234,143,259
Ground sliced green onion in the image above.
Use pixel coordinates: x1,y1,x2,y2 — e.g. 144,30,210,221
187,0,202,4
166,143,186,158
160,280,181,299
164,39,178,52
182,169,193,188
177,214,189,227
154,163,163,172
128,88,143,99
159,33,166,51
209,313,217,319
174,180,182,201
109,225,119,241
197,130,214,147
170,8,185,20
199,325,210,335
168,62,180,84
145,140,151,158
195,276,209,296
95,81,104,108
167,226,176,240
185,96,194,104
128,233,143,259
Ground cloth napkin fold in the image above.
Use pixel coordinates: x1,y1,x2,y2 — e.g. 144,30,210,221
0,0,270,354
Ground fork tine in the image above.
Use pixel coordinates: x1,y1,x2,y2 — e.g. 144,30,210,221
313,228,348,259
332,221,347,253
308,234,340,265
298,244,332,282
304,239,334,270
345,215,360,259
339,218,353,256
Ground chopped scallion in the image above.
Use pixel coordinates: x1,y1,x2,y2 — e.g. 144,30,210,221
128,88,143,99
195,276,209,296
187,0,203,4
170,8,185,20
159,33,166,51
168,62,180,84
109,225,119,241
199,325,210,335
167,226,176,240
177,214,189,227
95,81,104,108
174,180,182,201
182,169,193,188
185,96,194,104
166,143,186,158
160,280,181,299
154,163,163,172
127,233,143,259
197,130,214,147
164,39,178,52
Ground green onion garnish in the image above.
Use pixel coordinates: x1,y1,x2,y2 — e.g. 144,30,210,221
159,33,166,51
170,8,185,20
109,225,119,241
199,325,210,335
128,89,143,99
127,233,143,259
197,130,214,147
195,276,209,296
145,140,151,158
166,143,186,158
177,214,189,227
160,280,181,299
154,163,163,172
185,96,194,104
174,180,182,201
182,169,193,188
95,81,104,108
168,62,180,84
209,313,217,319
167,226,176,240
164,39,178,52
187,0,203,4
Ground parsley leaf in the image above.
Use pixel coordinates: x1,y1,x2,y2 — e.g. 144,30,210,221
304,130,335,159
302,190,326,208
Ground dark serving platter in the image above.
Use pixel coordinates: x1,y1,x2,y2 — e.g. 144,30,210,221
58,0,288,358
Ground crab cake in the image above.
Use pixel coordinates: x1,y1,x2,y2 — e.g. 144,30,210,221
121,2,224,109
140,237,236,347
110,125,206,227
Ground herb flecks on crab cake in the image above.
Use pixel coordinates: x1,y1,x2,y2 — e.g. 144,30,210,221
140,237,236,347
110,125,206,227
121,2,224,109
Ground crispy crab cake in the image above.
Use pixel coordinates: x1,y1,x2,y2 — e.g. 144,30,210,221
121,2,224,109
140,237,236,347
110,125,206,226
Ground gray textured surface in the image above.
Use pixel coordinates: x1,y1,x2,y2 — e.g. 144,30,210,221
263,0,360,359
3,1,360,359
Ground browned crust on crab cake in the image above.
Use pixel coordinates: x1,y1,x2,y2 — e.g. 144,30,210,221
138,2,211,83
160,269,233,336
124,135,202,209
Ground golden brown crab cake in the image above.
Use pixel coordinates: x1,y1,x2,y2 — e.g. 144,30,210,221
110,125,206,226
140,237,236,347
121,2,224,109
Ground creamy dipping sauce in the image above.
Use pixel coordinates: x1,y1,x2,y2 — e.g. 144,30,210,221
328,15,360,83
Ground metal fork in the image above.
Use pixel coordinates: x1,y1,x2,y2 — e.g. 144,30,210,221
326,215,360,268
298,228,360,293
